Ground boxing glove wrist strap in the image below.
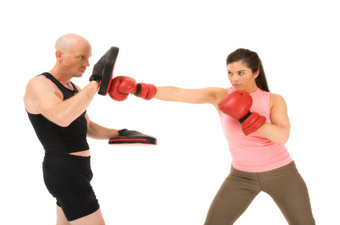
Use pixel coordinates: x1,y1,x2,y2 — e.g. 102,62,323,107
238,111,252,124
134,83,142,95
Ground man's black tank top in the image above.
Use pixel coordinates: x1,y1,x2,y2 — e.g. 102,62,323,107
27,73,89,155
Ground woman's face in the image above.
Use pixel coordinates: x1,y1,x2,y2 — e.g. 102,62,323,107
227,60,259,92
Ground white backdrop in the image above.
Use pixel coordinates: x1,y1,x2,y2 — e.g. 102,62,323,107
1,0,339,224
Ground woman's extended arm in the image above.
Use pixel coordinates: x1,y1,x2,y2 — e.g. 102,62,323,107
155,86,228,111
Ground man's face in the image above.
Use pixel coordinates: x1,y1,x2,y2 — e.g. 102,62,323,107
58,41,92,78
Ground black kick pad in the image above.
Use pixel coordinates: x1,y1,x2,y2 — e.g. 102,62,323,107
93,46,119,96
109,129,157,145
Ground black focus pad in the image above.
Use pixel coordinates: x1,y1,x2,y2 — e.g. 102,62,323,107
109,129,157,145
94,46,119,96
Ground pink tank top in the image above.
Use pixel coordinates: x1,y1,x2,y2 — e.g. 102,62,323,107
220,87,293,172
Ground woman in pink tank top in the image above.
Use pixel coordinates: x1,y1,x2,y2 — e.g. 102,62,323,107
153,49,315,224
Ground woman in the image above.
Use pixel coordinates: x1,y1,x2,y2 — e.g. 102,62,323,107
109,48,315,224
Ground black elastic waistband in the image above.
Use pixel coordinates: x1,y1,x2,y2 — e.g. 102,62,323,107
44,153,91,160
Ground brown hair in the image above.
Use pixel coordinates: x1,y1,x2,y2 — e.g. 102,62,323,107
226,48,269,92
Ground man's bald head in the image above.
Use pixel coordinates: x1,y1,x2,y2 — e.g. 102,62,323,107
55,33,91,53
51,33,92,78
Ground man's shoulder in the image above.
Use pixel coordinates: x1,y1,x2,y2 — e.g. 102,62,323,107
28,74,54,86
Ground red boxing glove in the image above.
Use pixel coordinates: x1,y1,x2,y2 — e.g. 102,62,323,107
108,76,137,101
218,91,253,120
241,112,266,136
218,91,266,135
134,83,157,100
108,76,157,101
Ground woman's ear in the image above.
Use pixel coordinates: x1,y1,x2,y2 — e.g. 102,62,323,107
254,69,260,79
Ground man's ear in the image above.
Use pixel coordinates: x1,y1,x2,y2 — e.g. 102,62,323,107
55,50,62,59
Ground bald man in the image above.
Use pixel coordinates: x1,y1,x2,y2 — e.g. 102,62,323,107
24,34,118,225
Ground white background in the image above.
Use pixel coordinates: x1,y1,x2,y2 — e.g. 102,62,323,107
1,0,339,224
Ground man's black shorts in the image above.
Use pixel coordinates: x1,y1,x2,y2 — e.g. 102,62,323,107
43,153,100,221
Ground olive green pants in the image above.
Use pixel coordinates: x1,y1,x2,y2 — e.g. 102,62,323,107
204,162,315,225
